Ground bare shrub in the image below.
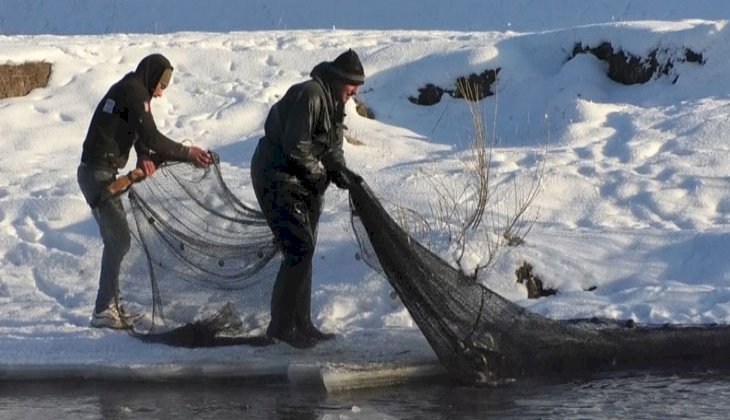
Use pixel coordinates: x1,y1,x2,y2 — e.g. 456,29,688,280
452,69,500,102
421,79,546,278
0,62,52,99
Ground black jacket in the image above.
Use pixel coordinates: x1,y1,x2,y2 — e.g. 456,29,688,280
251,62,347,190
80,54,188,169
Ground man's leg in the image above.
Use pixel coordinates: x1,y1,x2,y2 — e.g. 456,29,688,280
267,199,317,348
294,193,334,341
92,195,131,313
77,165,131,318
252,178,317,348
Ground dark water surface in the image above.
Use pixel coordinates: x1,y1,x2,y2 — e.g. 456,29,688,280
1,367,729,419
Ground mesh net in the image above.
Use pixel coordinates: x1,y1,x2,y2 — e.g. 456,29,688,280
344,167,730,384
122,153,279,345
119,156,730,384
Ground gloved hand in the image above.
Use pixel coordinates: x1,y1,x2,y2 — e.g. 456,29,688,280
303,171,329,195
330,169,363,190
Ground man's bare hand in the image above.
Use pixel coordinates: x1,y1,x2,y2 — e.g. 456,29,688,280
137,155,157,176
188,146,213,168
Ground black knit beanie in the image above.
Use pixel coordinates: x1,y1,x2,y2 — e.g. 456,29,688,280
329,49,365,85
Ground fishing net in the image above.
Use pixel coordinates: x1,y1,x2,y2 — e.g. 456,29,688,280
344,167,730,385
121,152,279,346
119,155,730,383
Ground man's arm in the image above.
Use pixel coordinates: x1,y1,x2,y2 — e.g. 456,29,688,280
280,85,328,187
131,94,211,173
131,96,189,162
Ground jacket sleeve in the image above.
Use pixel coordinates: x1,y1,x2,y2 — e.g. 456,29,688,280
280,86,327,180
321,123,346,171
129,93,189,162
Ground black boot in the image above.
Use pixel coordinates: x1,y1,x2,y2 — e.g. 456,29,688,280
293,253,335,342
268,326,317,349
301,324,336,341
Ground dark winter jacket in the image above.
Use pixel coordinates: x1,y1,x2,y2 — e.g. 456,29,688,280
80,54,189,169
251,62,347,192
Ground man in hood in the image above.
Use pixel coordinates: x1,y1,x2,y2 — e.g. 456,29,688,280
77,53,212,329
250,49,365,349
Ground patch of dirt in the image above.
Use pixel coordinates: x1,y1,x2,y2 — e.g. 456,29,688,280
354,96,375,119
515,261,557,299
0,62,52,99
571,42,704,85
453,69,500,101
409,83,446,106
345,134,365,145
409,68,501,106
408,41,704,106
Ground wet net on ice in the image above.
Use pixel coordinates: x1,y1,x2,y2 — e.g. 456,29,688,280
122,153,279,346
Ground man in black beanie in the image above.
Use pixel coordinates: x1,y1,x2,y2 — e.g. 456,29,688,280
78,53,213,329
250,49,365,348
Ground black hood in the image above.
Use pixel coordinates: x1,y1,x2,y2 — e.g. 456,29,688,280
310,61,342,115
134,54,173,95
309,61,330,85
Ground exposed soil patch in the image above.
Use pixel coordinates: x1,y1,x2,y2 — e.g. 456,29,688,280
453,69,500,101
516,261,557,299
410,83,445,106
354,96,375,119
571,42,704,85
409,68,501,106
409,42,703,106
0,62,52,99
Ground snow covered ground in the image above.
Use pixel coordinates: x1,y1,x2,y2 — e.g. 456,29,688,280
1,1,730,387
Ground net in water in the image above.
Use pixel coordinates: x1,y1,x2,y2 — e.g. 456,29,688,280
344,166,730,384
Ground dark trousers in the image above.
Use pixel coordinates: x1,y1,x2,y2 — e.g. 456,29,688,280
251,172,324,335
77,164,131,313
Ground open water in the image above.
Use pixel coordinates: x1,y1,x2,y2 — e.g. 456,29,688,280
1,367,729,419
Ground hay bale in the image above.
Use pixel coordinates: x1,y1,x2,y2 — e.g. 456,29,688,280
0,62,52,99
